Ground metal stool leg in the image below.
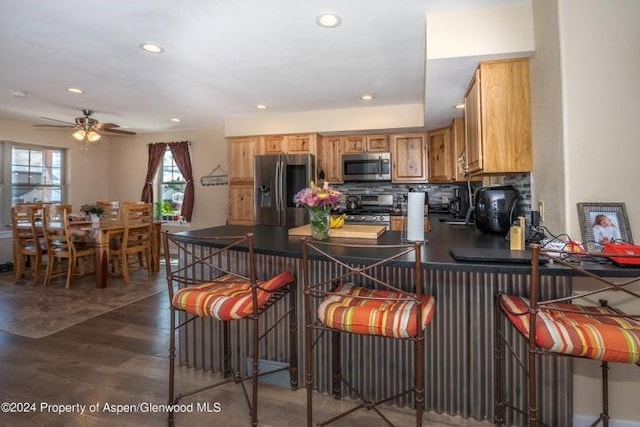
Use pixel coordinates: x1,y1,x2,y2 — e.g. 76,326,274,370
494,293,505,426
415,331,424,427
289,282,299,390
332,331,342,399
167,307,177,427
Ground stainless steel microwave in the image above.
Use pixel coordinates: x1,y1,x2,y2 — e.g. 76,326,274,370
342,152,391,182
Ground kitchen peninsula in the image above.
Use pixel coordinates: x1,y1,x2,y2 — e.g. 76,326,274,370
166,219,639,426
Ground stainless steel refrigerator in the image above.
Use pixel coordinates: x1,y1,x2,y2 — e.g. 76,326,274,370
254,154,316,226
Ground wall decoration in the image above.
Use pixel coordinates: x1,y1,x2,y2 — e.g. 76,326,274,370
200,165,228,186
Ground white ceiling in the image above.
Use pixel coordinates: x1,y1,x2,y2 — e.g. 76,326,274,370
0,0,525,135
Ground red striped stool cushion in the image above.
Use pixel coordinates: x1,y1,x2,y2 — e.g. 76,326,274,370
317,283,436,338
172,271,295,320
500,295,640,363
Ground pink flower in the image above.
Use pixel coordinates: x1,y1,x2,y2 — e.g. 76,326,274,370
293,181,342,210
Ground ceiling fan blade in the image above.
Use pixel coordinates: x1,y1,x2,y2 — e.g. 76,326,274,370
95,123,120,129
33,124,75,128
101,128,137,136
40,116,75,125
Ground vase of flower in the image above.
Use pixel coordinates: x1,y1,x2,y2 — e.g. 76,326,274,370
294,181,342,241
309,208,330,240
90,213,101,225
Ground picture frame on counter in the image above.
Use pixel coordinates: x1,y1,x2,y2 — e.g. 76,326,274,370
577,202,633,251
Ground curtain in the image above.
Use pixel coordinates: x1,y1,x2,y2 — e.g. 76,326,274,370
140,143,167,203
168,141,195,222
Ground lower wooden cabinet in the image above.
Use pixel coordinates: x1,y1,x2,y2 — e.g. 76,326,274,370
228,184,254,225
389,216,431,233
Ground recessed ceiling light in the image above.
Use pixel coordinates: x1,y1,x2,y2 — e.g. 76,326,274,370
256,104,268,110
67,87,84,94
316,12,342,28
170,118,180,122
139,43,164,54
10,90,27,98
361,94,375,101
454,103,465,110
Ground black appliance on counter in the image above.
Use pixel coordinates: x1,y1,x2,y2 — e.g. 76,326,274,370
474,185,521,234
254,154,316,226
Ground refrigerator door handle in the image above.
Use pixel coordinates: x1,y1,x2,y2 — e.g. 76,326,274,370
275,159,282,211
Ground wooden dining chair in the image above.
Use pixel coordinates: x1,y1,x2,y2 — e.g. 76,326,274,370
495,244,640,427
301,237,436,427
96,200,121,221
42,204,96,288
11,204,46,285
110,202,153,283
163,231,298,427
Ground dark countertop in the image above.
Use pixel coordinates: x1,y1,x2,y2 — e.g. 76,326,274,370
168,214,640,277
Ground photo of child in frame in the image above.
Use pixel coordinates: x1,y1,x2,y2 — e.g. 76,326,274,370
578,203,633,252
591,213,622,245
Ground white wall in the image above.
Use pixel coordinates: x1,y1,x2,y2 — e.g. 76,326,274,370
531,0,640,423
0,117,112,211
109,128,228,231
224,104,424,136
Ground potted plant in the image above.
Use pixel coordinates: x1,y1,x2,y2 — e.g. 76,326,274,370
80,204,104,224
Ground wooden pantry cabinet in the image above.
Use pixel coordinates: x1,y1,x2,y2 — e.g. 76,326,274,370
227,136,257,225
464,58,532,175
390,133,427,183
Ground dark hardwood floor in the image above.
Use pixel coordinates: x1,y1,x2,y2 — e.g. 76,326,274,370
0,273,490,427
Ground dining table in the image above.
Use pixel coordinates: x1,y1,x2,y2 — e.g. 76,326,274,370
80,220,163,288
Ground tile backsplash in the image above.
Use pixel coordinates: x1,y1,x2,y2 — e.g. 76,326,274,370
330,172,532,216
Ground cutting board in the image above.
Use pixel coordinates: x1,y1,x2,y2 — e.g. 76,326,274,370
288,224,386,239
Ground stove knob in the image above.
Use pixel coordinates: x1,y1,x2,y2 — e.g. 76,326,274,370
373,215,379,221
347,215,354,221
360,216,366,221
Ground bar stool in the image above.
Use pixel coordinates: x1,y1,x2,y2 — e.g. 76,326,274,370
301,238,436,426
163,232,298,427
495,244,640,427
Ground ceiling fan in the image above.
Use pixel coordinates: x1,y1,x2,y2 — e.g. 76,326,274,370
34,109,136,148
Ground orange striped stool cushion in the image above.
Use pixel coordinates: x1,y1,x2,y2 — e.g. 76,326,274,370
172,271,295,321
317,283,436,338
500,295,640,363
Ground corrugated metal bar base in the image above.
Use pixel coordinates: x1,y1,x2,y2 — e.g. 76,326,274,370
174,243,572,426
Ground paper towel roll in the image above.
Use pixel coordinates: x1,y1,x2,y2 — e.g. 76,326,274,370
407,192,425,242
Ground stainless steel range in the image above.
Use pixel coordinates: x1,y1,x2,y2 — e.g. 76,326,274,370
343,194,394,227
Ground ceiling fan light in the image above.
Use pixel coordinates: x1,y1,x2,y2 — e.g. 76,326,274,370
87,131,101,142
72,129,86,141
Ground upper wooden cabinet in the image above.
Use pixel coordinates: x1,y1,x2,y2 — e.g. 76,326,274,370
464,58,532,175
341,135,389,154
391,133,427,183
228,136,258,184
366,135,390,152
342,136,367,153
258,134,317,156
318,136,343,183
427,127,453,183
450,118,467,182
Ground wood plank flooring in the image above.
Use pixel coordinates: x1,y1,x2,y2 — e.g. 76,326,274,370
0,273,492,427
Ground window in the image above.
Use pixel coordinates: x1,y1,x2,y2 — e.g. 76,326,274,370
2,143,66,226
157,148,186,223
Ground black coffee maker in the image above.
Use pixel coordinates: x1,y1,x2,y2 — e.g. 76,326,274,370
449,185,471,219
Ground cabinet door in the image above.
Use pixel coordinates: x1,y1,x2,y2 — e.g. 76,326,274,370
262,135,286,155
286,134,317,155
228,184,254,225
366,135,390,152
465,70,482,174
227,137,257,184
427,127,453,182
319,136,343,183
450,118,467,182
343,136,366,153
391,133,427,183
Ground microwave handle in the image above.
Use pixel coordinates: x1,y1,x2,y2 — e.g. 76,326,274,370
378,155,382,176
